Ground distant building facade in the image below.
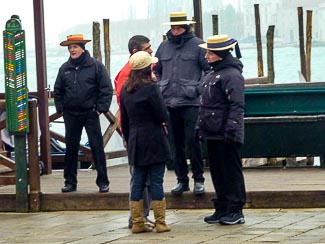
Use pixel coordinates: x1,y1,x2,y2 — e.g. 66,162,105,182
241,0,325,44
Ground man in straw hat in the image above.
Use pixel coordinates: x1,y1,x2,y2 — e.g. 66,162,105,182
153,12,210,196
197,34,246,225
54,34,113,193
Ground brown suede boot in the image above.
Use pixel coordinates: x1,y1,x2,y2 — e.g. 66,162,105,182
152,198,171,233
130,200,153,233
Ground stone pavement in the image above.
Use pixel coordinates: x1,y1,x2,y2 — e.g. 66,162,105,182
1,208,325,243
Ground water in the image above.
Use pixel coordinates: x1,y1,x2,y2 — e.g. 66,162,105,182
1,46,324,92
1,46,325,154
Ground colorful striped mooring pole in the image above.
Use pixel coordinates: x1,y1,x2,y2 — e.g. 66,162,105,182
3,15,29,212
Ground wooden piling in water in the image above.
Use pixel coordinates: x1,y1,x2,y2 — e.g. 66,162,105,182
254,4,264,77
266,25,275,83
92,21,102,62
298,7,306,80
193,0,203,39
305,10,312,82
103,19,111,77
212,15,218,35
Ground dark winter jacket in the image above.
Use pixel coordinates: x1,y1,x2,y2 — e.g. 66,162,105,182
120,82,171,166
54,50,113,113
197,54,245,144
153,30,210,108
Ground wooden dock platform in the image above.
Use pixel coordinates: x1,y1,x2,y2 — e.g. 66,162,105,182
1,163,325,211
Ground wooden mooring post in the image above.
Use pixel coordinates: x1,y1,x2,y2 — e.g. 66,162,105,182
305,10,312,82
266,25,275,83
103,19,111,77
193,0,203,39
297,7,306,80
93,21,102,62
254,4,264,77
212,15,218,35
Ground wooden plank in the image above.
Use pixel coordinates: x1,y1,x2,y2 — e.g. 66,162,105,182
0,119,6,130
51,154,93,163
0,154,15,170
40,193,129,211
0,194,16,211
248,191,325,208
103,111,121,146
107,149,127,159
0,176,15,185
245,77,270,85
38,190,325,211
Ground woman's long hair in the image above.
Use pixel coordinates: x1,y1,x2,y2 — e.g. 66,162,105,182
124,65,153,93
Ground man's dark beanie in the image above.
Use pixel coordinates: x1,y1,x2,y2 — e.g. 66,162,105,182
68,43,86,50
76,43,86,50
211,49,231,59
175,24,191,32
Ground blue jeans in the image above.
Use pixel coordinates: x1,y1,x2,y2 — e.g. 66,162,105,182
130,163,165,201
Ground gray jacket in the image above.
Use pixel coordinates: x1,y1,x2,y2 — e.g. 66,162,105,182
154,31,210,108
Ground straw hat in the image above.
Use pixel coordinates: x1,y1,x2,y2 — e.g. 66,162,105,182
60,34,91,46
129,51,158,70
163,12,196,26
199,35,237,51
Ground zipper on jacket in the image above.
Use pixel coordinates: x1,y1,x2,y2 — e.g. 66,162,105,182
74,66,78,84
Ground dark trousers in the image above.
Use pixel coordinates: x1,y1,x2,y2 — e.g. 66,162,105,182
130,163,165,201
168,106,204,185
207,140,246,212
63,110,109,187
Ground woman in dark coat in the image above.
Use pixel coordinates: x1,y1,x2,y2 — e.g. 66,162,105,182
120,51,171,234
197,35,246,225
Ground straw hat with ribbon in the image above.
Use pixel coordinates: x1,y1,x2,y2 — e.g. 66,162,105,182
199,34,242,58
60,34,91,46
163,12,196,26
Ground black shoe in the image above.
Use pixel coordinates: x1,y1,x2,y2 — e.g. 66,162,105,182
193,182,205,195
171,182,190,195
204,211,226,224
99,184,109,193
219,211,245,225
61,184,76,193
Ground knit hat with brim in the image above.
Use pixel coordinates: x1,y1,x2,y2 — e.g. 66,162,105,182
163,12,196,26
129,51,158,70
60,34,91,46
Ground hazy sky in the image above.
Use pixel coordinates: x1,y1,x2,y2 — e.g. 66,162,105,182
1,0,148,46
1,0,237,48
